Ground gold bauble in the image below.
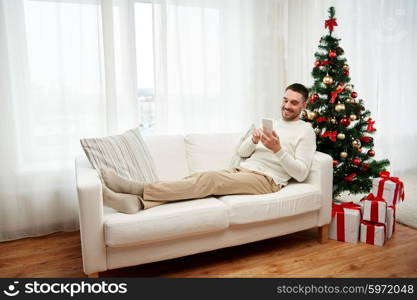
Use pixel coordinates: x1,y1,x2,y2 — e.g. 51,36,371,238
349,114,357,121
337,133,346,140
343,64,350,71
335,103,346,112
345,97,353,104
345,84,353,92
307,111,318,120
352,139,361,149
340,152,348,159
314,128,321,135
330,118,337,124
323,75,334,85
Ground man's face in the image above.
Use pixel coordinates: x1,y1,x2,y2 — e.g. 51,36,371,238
281,89,306,121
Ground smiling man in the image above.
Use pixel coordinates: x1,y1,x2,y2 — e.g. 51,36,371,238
238,83,316,189
101,83,317,214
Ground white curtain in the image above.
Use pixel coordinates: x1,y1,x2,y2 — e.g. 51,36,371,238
152,0,286,134
285,0,417,175
0,0,141,241
0,0,285,241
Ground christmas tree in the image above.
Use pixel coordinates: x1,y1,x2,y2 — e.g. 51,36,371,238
303,7,389,199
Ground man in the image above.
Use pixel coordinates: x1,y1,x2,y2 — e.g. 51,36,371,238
102,83,316,214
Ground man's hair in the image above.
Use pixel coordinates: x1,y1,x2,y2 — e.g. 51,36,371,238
285,83,308,102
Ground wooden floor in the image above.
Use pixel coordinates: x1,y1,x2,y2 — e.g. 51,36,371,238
1,224,416,278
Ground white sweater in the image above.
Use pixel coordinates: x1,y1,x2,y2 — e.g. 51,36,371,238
238,118,316,186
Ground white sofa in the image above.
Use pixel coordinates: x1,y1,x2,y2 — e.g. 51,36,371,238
75,132,333,277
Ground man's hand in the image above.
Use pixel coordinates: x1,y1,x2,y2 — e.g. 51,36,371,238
261,129,281,153
252,128,263,144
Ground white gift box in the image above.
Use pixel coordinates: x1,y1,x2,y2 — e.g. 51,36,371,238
372,177,404,206
360,198,387,223
329,203,361,244
360,221,386,247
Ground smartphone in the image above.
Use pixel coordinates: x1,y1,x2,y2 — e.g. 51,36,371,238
262,118,274,133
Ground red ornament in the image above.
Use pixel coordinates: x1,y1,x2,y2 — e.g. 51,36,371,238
328,51,337,58
333,160,339,167
343,69,349,76
344,173,357,182
351,91,358,98
352,158,361,166
359,136,373,143
367,149,375,157
314,60,321,67
309,93,319,104
340,117,351,127
360,163,370,172
321,60,330,66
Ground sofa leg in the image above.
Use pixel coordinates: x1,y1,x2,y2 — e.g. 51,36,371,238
87,272,99,278
318,224,329,243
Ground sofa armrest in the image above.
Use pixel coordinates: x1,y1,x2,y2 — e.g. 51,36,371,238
75,156,107,275
304,151,333,227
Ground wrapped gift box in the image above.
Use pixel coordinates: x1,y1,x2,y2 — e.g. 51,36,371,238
360,220,386,246
359,193,387,223
371,171,405,206
329,202,361,244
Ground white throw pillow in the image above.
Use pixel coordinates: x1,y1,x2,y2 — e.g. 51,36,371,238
80,127,158,182
185,132,242,174
229,124,255,168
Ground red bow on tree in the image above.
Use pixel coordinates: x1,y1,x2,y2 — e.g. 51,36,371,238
316,116,327,123
325,18,338,31
329,84,346,103
359,136,373,143
321,130,337,142
366,118,376,132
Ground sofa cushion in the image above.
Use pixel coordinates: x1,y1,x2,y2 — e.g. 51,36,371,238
80,127,158,182
144,135,189,180
229,124,255,168
217,182,321,225
185,132,242,174
104,197,229,247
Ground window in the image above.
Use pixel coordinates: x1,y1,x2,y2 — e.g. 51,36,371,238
134,1,156,135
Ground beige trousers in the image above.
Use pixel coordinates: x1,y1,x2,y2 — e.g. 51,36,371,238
141,168,281,210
